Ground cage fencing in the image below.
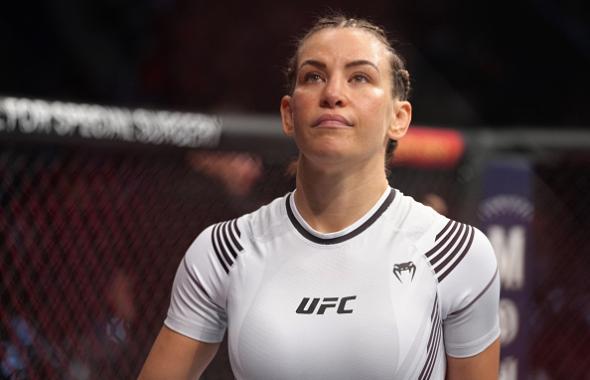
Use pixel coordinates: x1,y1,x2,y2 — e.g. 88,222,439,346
1,97,589,379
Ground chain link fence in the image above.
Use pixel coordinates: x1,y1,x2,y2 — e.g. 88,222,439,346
0,143,295,379
528,157,590,380
1,130,589,379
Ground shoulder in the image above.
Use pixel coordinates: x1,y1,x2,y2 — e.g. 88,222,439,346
433,224,500,356
387,189,447,240
424,220,496,285
420,218,497,318
237,192,293,244
392,190,498,314
186,192,291,273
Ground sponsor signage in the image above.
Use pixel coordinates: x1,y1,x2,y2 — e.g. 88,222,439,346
0,96,222,148
478,160,533,380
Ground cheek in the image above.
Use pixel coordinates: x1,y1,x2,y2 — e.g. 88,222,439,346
359,86,388,108
288,95,314,140
291,88,314,111
358,91,392,129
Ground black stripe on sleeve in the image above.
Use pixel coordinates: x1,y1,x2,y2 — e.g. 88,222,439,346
229,219,243,251
423,221,478,283
435,220,454,241
232,218,241,238
431,224,469,270
428,223,466,266
211,224,229,274
437,226,475,282
215,222,234,268
425,221,459,259
221,222,238,259
210,219,245,274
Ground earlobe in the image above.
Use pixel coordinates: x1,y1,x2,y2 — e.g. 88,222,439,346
280,96,295,137
388,100,412,140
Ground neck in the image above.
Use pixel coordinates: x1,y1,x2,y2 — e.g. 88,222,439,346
293,155,389,233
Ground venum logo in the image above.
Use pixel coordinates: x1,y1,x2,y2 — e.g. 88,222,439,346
295,296,357,315
393,261,416,283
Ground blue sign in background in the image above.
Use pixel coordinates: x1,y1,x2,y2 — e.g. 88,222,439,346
478,159,533,380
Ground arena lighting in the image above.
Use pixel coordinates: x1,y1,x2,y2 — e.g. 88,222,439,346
392,127,465,168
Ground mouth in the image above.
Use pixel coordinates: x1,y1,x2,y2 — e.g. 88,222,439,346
312,114,353,128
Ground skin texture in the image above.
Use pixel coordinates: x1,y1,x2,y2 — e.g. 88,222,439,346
447,338,501,379
280,28,411,233
138,27,499,379
137,326,219,380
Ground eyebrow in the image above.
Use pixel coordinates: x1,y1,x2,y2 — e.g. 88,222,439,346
299,59,380,72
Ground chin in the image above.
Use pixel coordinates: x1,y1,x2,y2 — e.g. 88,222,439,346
303,147,352,165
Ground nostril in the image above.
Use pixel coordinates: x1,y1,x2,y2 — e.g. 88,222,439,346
320,98,333,108
320,94,345,109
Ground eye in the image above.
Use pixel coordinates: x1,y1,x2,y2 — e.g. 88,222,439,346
350,73,370,83
302,72,324,83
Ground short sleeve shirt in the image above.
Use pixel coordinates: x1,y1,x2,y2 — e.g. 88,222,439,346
165,187,500,380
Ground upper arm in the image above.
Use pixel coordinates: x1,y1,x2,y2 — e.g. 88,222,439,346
166,224,232,343
446,338,500,380
138,325,220,380
140,222,237,379
439,227,500,358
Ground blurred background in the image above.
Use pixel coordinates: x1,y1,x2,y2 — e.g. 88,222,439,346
1,0,589,126
1,0,589,379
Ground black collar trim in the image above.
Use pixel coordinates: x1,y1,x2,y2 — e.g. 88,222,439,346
285,188,396,245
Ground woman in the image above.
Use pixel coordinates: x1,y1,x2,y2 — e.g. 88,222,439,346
139,15,500,380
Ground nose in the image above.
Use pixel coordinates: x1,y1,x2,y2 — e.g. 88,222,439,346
320,76,348,108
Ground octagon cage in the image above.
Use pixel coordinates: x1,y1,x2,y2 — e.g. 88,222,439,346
1,97,589,380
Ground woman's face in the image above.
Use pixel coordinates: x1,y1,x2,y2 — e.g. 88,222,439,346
281,28,410,167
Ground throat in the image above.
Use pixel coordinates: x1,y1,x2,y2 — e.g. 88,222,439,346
292,154,391,233
292,181,390,234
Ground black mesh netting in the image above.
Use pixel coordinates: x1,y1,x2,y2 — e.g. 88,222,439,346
2,142,589,379
528,157,590,380
0,144,296,379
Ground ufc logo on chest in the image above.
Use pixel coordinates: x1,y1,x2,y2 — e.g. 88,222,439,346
295,296,357,315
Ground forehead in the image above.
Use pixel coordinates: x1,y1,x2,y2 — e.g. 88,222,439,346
298,28,391,68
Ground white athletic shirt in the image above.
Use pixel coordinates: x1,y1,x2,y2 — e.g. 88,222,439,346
165,187,500,380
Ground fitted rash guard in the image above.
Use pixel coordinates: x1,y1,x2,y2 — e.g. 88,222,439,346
165,187,500,380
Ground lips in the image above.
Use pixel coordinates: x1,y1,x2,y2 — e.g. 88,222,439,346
312,114,353,128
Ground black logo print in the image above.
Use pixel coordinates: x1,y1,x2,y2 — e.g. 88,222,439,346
393,262,416,283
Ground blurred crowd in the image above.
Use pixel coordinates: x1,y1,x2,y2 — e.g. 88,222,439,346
0,148,292,379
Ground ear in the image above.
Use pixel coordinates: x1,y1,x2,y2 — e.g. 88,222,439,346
387,100,412,140
280,95,295,137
